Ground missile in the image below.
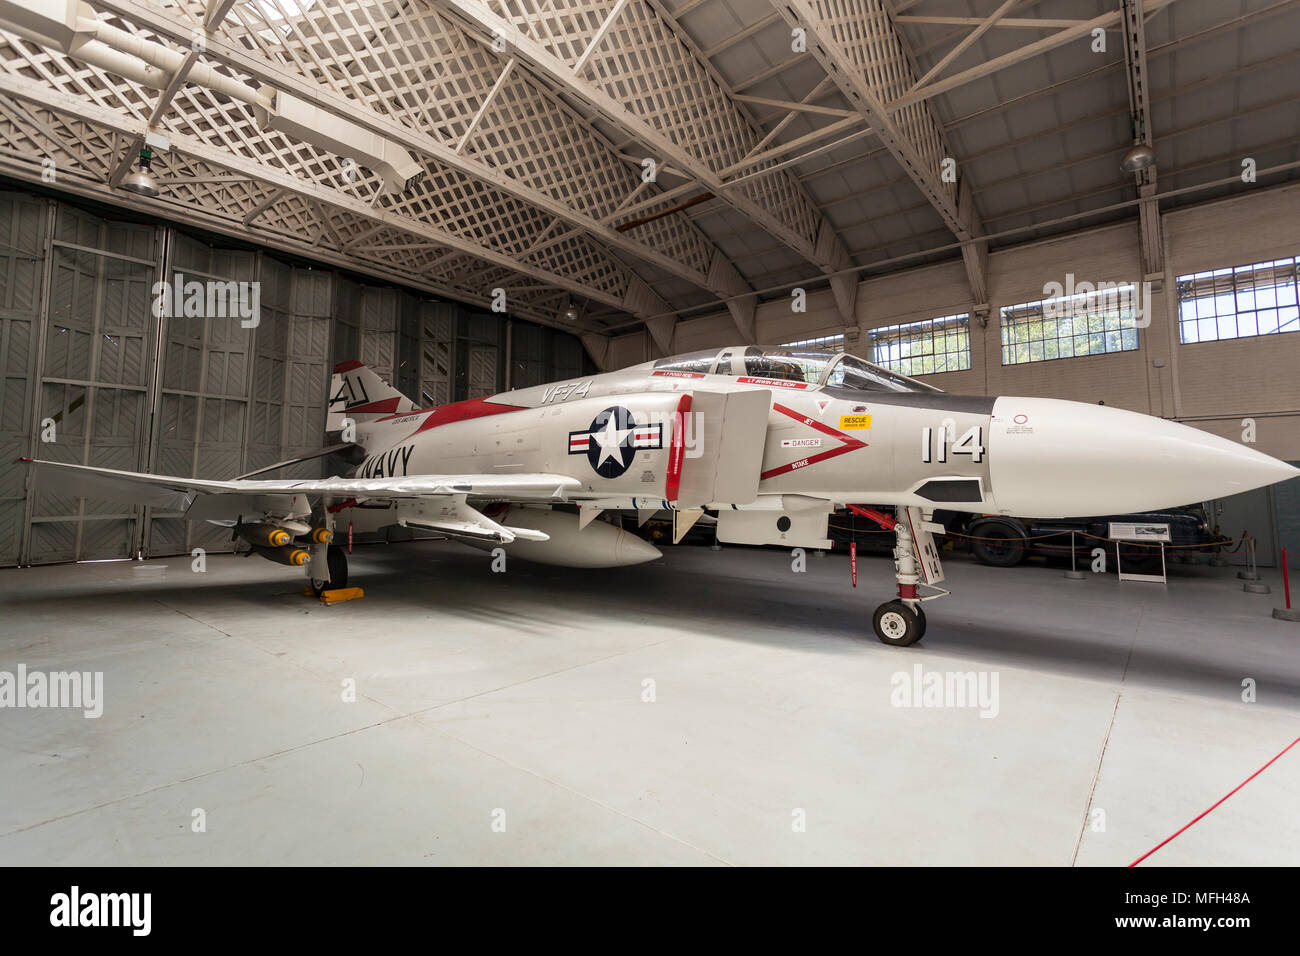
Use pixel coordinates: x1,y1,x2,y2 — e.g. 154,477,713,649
250,543,311,566
988,397,1300,518
235,522,293,548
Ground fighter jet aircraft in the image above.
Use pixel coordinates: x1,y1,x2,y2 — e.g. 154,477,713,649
19,345,1299,646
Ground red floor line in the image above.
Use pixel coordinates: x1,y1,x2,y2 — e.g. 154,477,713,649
1129,734,1300,866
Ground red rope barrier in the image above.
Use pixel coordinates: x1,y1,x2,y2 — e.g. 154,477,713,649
1129,734,1300,866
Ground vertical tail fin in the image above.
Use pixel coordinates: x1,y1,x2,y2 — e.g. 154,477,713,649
327,361,417,432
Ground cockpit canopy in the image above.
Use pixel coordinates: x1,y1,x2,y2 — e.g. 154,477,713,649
652,346,940,393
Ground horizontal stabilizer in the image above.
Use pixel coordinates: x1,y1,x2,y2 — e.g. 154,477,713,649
235,443,359,480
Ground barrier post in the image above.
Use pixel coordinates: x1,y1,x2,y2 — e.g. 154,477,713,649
1243,537,1271,594
1238,537,1260,580
1064,530,1084,580
1275,548,1300,622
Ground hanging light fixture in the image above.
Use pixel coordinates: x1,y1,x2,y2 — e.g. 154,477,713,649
1120,140,1156,174
120,147,159,198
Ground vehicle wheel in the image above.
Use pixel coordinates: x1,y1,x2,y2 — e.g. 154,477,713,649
971,524,1027,567
873,600,925,647
311,545,348,597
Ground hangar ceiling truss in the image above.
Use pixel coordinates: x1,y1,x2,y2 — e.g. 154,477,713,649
775,0,992,309
0,0,784,338
0,0,1287,343
429,0,860,334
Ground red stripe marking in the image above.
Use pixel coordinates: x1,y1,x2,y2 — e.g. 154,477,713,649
396,397,525,438
345,397,402,414
333,360,365,373
665,394,691,503
652,370,705,379
738,376,808,389
760,403,866,480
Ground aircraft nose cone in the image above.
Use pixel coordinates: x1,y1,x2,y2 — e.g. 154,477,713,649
989,397,1299,518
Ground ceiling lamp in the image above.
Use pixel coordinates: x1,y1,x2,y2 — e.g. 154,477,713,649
1120,141,1156,174
120,147,159,198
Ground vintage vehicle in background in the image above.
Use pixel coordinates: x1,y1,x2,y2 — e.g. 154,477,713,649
828,504,1232,573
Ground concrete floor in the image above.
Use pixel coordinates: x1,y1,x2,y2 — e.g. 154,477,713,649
1,539,1298,866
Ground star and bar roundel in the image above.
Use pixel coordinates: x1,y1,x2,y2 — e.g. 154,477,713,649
569,406,664,478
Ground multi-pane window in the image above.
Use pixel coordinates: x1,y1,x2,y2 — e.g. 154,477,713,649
868,314,971,376
1177,257,1300,343
780,333,844,350
1000,286,1138,365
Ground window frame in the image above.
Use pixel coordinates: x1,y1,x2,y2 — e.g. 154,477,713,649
1176,256,1300,345
999,284,1140,366
867,313,972,376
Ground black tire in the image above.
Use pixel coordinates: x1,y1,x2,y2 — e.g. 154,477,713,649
312,545,348,596
971,523,1027,567
873,600,926,647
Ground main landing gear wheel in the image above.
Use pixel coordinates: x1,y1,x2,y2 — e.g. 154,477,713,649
873,600,926,646
312,545,348,597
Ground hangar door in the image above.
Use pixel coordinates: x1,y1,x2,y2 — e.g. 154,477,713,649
28,204,160,564
147,233,256,556
0,189,589,566
359,287,398,382
0,191,45,565
420,300,456,406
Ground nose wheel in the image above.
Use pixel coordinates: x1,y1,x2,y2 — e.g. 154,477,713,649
873,600,927,646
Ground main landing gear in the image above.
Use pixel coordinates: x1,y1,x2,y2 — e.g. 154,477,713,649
308,502,348,598
310,545,349,598
849,505,946,647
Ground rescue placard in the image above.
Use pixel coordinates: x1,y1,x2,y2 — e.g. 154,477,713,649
839,414,872,430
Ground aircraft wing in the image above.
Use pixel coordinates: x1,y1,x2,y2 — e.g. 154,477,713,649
16,457,581,506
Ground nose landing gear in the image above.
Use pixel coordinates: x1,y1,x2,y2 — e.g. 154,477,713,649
849,505,947,647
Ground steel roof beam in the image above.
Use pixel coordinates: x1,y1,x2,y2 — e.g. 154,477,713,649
778,0,989,309
1120,0,1164,278
83,0,744,322
0,70,645,327
431,0,858,329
